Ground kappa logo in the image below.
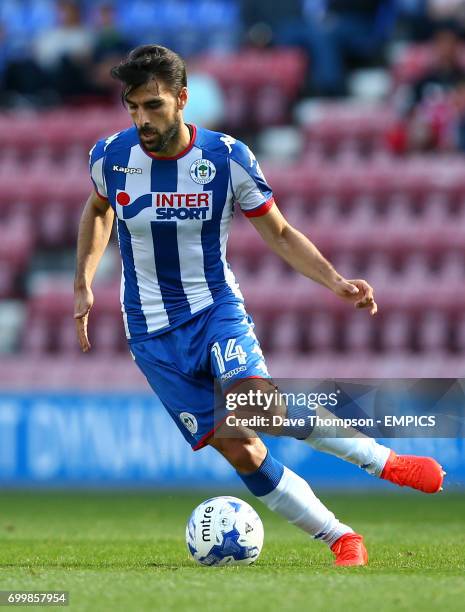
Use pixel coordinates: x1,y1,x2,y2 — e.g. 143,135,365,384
180,412,198,434
113,165,143,175
220,365,247,381
220,135,236,153
190,159,216,184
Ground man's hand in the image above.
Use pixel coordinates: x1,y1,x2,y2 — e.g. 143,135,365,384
332,278,378,316
74,285,94,352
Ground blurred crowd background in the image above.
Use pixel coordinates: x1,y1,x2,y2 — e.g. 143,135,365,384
1,0,465,387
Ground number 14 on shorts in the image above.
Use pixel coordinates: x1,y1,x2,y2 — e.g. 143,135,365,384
211,339,247,375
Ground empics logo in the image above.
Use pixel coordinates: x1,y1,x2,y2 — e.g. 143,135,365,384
116,190,213,221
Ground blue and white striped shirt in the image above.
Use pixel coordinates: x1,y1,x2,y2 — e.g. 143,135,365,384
89,124,274,341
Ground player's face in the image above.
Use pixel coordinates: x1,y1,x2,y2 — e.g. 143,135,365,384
125,79,187,153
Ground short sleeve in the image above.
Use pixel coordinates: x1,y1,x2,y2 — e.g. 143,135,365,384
89,139,108,199
229,139,274,218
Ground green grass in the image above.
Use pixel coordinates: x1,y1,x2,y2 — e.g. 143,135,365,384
0,491,464,612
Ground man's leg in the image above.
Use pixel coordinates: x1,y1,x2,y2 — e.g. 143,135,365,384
283,403,445,494
209,435,368,566
222,379,445,495
206,301,444,498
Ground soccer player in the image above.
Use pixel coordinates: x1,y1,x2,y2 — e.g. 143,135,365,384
74,45,445,566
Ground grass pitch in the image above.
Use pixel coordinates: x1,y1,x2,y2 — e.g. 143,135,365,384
0,490,463,612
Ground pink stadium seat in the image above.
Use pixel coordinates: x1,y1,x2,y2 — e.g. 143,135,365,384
228,255,253,285
271,313,301,353
417,311,449,352
401,253,432,288
422,193,451,222
22,317,51,354
379,312,412,352
191,50,306,127
344,313,375,352
254,84,289,125
191,49,306,94
92,315,124,354
21,279,123,355
347,195,378,227
57,318,82,355
278,196,307,219
312,195,341,224
392,44,465,84
308,312,335,352
331,251,359,279
301,103,395,154
0,213,34,269
439,252,465,280
40,203,69,245
363,253,395,288
384,193,414,218
0,262,15,298
455,315,465,352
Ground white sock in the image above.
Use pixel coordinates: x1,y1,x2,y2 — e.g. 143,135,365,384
306,435,390,475
302,404,391,476
259,466,353,547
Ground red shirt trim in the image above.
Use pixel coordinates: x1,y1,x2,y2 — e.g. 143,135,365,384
243,196,275,218
141,124,197,160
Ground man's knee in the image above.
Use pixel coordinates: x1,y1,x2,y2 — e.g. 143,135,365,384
209,437,267,474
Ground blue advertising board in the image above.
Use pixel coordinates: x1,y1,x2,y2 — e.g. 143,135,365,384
0,394,464,488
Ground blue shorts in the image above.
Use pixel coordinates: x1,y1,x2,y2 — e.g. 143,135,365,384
130,300,270,450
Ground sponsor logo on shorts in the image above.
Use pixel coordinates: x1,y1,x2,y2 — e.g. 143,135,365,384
190,159,216,184
180,412,198,434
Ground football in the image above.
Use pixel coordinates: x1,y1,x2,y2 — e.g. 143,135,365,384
186,496,264,566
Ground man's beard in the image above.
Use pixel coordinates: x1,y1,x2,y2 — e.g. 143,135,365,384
138,117,181,153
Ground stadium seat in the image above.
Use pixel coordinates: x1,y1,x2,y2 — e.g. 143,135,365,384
92,315,125,354
417,311,450,353
391,43,465,84
344,313,376,353
40,203,69,246
307,312,336,352
191,49,307,128
378,311,412,353
296,101,396,155
21,317,51,355
56,318,82,355
271,313,301,353
0,262,16,298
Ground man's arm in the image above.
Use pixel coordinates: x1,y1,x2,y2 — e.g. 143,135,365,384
74,190,115,351
248,203,377,315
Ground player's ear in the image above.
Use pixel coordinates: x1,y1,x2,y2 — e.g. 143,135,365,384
177,87,188,110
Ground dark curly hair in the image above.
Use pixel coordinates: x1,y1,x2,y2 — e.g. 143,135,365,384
111,45,187,100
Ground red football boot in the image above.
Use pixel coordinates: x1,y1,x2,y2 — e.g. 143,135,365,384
380,450,445,494
331,533,368,567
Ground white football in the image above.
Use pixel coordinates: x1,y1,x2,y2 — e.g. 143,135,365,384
186,496,264,566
